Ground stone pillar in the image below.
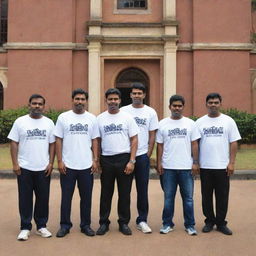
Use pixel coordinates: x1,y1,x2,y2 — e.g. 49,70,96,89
90,0,102,20
88,42,101,115
163,0,176,20
163,42,177,117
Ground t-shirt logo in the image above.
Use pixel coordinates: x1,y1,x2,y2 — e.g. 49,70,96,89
104,123,123,135
134,117,147,127
203,126,223,137
168,128,187,138
69,123,88,135
26,129,46,140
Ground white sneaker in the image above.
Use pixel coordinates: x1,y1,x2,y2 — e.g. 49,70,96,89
137,222,152,234
185,227,198,236
17,230,30,241
160,225,174,234
36,227,52,238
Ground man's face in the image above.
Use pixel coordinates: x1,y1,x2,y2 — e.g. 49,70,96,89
130,88,145,105
169,100,184,119
29,98,45,118
106,93,121,112
206,97,221,116
72,93,87,113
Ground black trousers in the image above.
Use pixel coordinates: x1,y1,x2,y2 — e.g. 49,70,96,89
99,153,133,226
200,169,230,227
17,168,50,230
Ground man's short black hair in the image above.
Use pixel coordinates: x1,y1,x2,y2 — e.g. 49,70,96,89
169,94,185,106
29,94,45,104
131,83,146,93
105,88,121,99
206,93,222,103
72,88,88,100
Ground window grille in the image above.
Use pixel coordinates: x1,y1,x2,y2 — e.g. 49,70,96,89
117,0,147,9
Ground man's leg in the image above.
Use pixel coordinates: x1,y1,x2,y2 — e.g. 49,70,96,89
178,170,195,228
77,169,94,228
134,154,150,224
99,156,116,225
59,168,77,230
33,170,51,230
160,169,177,228
17,168,34,231
200,169,216,226
214,170,230,227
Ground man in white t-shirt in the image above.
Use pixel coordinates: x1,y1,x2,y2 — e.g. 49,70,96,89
196,93,241,235
121,83,158,234
8,94,55,241
156,95,200,236
55,89,99,238
96,88,138,236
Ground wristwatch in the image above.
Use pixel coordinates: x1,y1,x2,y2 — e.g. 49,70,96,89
129,159,136,164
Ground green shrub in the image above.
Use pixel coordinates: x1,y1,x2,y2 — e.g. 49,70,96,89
0,107,65,143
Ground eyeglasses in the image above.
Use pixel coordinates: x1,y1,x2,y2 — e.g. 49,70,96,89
30,102,44,106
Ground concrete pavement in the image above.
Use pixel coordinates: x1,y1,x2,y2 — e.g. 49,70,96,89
0,179,255,256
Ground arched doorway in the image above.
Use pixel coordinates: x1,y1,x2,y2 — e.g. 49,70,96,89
0,83,3,110
115,68,149,107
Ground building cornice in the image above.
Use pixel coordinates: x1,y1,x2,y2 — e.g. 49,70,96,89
4,42,88,50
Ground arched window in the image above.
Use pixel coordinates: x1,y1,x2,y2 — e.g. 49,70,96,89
0,83,3,109
116,68,149,107
0,0,8,45
117,0,147,9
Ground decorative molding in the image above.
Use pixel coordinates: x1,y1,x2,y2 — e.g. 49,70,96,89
178,43,254,51
4,42,88,50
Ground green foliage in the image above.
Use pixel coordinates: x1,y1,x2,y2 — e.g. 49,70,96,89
0,107,65,143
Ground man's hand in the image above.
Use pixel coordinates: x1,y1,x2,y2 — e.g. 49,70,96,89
227,163,235,176
45,163,53,177
58,161,67,175
124,162,135,175
157,164,164,175
192,164,200,176
13,164,21,176
91,159,99,174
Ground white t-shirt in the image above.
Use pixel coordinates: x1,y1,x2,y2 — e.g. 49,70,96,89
156,116,201,169
121,104,159,156
97,110,139,156
8,114,55,171
196,114,241,169
54,110,99,170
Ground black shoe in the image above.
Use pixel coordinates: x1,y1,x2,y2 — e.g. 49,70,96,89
56,228,69,238
96,224,109,236
202,223,214,233
119,224,132,236
81,226,95,237
217,225,233,235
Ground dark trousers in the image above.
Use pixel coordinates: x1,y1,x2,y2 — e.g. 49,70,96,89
134,153,150,224
17,168,50,230
200,169,230,227
99,153,133,226
60,168,93,230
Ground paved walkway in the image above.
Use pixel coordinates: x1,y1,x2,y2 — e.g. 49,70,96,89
0,179,255,256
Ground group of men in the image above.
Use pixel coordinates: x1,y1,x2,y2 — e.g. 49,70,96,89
8,84,241,241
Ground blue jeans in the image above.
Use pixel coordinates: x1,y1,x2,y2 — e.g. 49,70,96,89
160,169,195,228
134,153,150,224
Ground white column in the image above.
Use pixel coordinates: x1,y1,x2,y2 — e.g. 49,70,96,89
88,42,101,115
163,42,177,117
90,0,102,20
163,0,176,20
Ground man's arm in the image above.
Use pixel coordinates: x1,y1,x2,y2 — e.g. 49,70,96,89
45,142,55,177
10,140,21,175
191,140,200,175
91,138,99,173
55,137,66,175
227,141,238,176
156,143,164,175
147,130,157,158
124,135,138,174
